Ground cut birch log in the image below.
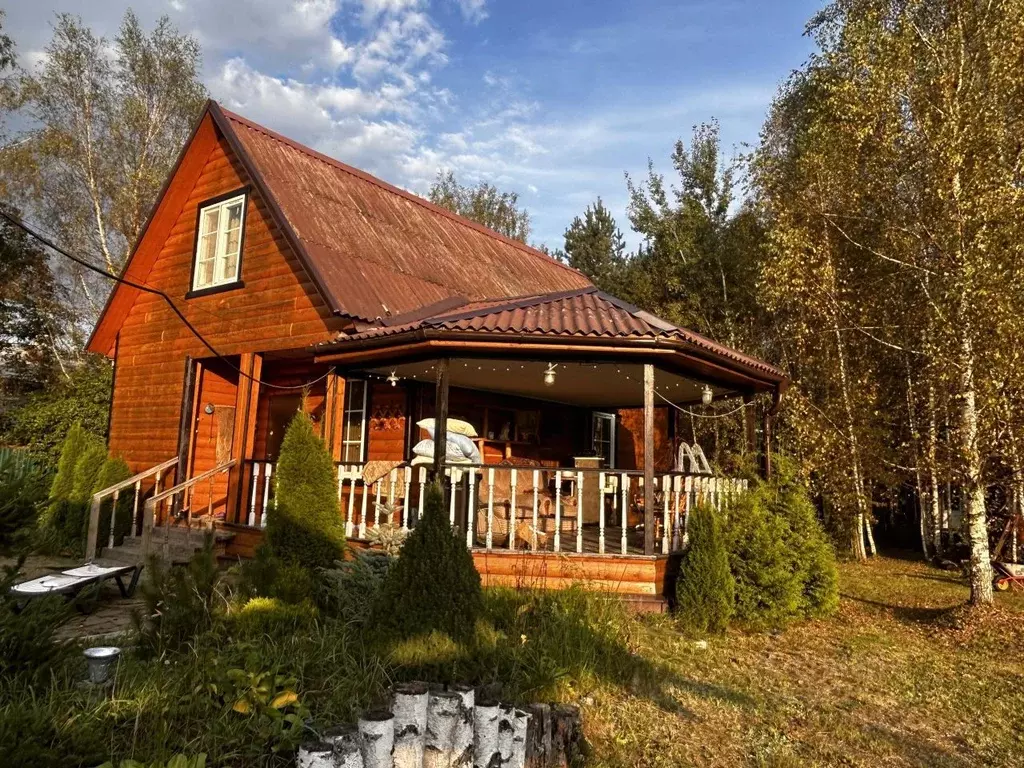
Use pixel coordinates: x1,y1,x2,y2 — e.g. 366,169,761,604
297,741,337,768
509,710,530,768
324,724,364,768
393,682,429,768
359,710,396,768
473,698,501,768
524,703,551,768
550,705,582,768
497,704,516,765
449,684,475,767
425,691,463,768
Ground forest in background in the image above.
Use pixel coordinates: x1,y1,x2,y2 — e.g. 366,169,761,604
3,1,1023,605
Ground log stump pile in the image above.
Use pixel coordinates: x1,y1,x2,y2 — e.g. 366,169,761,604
298,683,583,768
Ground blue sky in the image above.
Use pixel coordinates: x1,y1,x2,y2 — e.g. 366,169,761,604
7,0,821,250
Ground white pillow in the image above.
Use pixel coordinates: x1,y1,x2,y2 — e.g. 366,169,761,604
417,417,478,438
412,438,479,463
422,427,481,463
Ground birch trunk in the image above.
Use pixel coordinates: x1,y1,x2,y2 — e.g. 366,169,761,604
927,385,943,558
958,332,993,605
906,365,931,560
833,318,870,559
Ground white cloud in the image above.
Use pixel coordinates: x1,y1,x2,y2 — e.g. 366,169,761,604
454,0,487,24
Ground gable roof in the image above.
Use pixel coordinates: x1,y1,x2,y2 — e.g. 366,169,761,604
88,101,591,354
315,286,787,385
213,104,591,321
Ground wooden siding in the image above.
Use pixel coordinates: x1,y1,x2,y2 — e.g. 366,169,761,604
368,383,407,462
107,129,346,475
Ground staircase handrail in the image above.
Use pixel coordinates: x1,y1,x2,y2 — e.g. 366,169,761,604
86,456,179,561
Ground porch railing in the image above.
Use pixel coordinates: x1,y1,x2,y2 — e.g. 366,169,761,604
242,460,748,557
142,459,236,560
85,457,178,561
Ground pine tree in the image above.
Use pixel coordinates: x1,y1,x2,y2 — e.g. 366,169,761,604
562,198,626,292
265,412,345,570
675,504,734,634
375,482,482,641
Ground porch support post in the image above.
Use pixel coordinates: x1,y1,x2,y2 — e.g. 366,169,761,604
325,369,347,462
432,358,450,478
761,385,783,480
743,394,756,458
227,352,262,523
173,357,200,517
643,363,655,555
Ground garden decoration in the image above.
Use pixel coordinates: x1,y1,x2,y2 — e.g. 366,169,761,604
298,682,582,768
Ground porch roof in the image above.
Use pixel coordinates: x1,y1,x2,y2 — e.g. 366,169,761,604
312,287,787,395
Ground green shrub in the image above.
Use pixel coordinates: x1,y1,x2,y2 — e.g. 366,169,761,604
769,464,839,619
93,456,133,549
98,756,208,768
71,442,106,504
0,557,73,681
722,462,839,628
317,549,393,625
675,504,734,634
227,597,317,639
36,426,104,555
375,483,482,641
0,449,48,551
723,488,801,627
237,543,314,604
135,535,223,656
265,413,345,570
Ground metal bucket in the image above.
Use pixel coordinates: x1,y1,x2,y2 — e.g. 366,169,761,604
83,646,121,684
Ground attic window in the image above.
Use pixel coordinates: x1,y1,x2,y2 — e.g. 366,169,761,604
191,191,246,292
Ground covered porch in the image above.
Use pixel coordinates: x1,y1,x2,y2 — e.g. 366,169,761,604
97,289,785,604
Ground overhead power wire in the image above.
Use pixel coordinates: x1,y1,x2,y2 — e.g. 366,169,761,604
0,209,332,392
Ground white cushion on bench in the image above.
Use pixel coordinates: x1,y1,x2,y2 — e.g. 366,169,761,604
10,574,92,595
63,564,131,578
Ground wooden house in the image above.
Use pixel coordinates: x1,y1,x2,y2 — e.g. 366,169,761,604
84,101,787,609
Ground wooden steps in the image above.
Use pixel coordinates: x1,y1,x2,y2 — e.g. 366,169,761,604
97,526,234,566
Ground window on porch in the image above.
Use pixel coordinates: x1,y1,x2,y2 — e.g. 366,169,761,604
341,379,368,463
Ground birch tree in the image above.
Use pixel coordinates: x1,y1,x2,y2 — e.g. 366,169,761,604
10,11,205,317
754,0,1024,603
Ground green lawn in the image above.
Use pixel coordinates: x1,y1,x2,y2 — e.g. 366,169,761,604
5,554,1024,767
581,555,1024,767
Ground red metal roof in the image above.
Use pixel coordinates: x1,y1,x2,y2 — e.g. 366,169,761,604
318,287,785,380
217,106,592,322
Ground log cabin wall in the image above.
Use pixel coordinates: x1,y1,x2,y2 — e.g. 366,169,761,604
615,407,674,471
106,127,346,476
367,382,408,462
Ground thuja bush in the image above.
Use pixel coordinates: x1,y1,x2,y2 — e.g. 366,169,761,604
93,456,133,549
0,449,48,552
675,504,734,634
723,459,838,628
375,482,482,641
265,412,345,571
37,424,103,554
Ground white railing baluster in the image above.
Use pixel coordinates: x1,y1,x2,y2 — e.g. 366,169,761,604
662,476,670,554
416,466,426,527
532,470,539,551
620,472,628,554
131,480,141,538
373,480,382,529
402,466,412,530
346,466,356,538
509,469,517,551
359,471,369,538
684,475,693,547
260,463,272,528
672,476,682,550
448,469,457,527
576,470,584,553
598,471,606,554
388,469,397,507
248,464,259,527
467,467,476,548
554,470,562,552
107,489,119,550
486,467,494,550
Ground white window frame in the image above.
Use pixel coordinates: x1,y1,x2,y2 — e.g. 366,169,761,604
341,380,369,463
192,192,247,291
591,411,617,468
